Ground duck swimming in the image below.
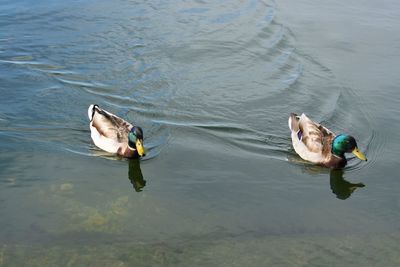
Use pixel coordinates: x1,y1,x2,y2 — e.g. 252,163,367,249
88,104,145,158
288,113,367,168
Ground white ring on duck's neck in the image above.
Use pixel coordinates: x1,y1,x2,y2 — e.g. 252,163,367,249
128,144,136,150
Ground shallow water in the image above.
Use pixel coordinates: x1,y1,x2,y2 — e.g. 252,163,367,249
1,0,400,266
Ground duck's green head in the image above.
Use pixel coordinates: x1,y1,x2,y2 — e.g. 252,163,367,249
332,134,367,161
128,126,146,157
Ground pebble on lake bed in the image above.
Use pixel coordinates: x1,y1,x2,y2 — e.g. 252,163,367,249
60,183,74,192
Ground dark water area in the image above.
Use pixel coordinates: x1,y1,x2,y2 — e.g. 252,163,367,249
1,0,400,265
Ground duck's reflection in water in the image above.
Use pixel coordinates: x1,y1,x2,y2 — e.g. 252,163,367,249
330,169,365,200
288,155,366,200
128,158,146,192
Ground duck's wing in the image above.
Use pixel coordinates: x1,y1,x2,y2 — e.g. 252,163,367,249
91,107,132,143
298,114,335,154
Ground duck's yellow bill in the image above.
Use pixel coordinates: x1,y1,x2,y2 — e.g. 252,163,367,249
136,139,145,157
352,147,367,161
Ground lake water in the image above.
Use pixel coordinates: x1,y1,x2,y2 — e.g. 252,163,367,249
1,0,400,265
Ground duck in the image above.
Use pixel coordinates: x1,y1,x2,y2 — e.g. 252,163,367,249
288,113,367,168
88,104,145,158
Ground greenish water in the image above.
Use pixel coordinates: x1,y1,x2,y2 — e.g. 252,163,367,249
1,0,400,266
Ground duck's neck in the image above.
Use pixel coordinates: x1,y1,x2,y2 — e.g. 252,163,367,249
331,135,346,159
331,146,345,159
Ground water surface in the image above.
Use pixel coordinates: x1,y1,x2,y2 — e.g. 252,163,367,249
1,0,400,265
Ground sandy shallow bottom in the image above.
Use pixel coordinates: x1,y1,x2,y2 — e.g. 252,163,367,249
1,232,399,267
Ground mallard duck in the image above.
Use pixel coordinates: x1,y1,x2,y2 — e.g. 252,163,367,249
88,104,145,158
288,113,367,168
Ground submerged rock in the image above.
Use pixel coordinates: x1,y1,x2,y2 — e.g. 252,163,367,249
60,183,74,192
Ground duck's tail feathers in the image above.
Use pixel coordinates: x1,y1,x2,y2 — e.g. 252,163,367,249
88,104,99,122
288,113,300,132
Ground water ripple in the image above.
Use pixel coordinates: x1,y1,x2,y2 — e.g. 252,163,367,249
0,0,376,167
